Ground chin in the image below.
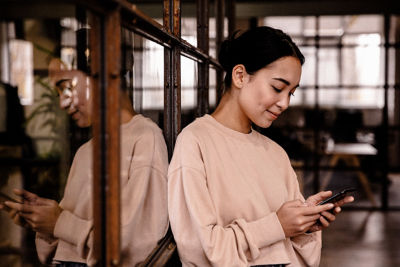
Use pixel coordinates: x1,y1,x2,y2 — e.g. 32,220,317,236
254,119,273,129
75,120,91,128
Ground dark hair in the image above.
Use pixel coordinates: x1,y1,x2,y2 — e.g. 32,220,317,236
218,26,304,90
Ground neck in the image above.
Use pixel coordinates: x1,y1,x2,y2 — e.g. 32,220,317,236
120,92,137,124
121,108,136,124
211,90,251,134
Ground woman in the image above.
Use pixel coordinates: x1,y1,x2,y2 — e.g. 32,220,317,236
1,60,169,266
168,26,353,267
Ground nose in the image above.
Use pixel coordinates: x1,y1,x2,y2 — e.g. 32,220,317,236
276,94,290,111
59,89,72,110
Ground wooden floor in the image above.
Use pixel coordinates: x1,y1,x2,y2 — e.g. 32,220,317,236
321,211,400,267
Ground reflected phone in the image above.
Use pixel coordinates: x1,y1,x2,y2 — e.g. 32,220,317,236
318,188,357,206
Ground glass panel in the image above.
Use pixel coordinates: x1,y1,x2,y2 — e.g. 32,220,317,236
389,87,400,128
182,17,197,47
318,48,339,86
132,34,164,125
1,15,91,266
319,16,343,37
300,46,316,87
181,55,197,110
181,55,198,128
209,17,228,59
121,28,169,263
388,48,398,87
209,66,217,109
342,47,384,86
389,15,400,44
344,15,383,34
318,88,384,108
263,16,305,36
342,33,383,46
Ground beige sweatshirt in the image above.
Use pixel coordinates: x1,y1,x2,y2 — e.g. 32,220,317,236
36,114,169,266
168,114,321,267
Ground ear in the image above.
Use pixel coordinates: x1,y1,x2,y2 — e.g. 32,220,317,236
231,64,248,89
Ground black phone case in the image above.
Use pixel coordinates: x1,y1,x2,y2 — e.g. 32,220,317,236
318,188,357,205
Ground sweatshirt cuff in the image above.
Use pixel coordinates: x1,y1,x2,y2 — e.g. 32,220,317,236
54,210,92,246
247,212,286,249
36,232,57,243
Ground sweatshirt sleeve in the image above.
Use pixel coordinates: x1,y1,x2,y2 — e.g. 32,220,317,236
168,131,286,266
53,209,94,260
287,166,322,267
35,232,58,264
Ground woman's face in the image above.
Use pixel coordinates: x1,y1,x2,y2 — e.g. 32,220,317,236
53,70,93,128
237,56,301,128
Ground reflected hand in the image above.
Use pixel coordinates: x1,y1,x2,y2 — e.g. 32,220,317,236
4,189,62,235
0,202,30,228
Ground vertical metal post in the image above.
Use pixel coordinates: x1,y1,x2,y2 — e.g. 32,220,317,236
382,14,390,210
89,7,121,266
313,16,321,193
215,0,225,103
89,13,105,266
197,0,209,116
164,0,181,160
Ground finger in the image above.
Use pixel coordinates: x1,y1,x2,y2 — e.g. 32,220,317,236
308,223,323,233
18,212,35,221
335,196,354,207
302,203,334,215
14,189,38,202
302,220,318,233
333,206,341,214
321,211,336,222
318,216,330,228
312,191,332,202
9,208,18,218
302,213,322,223
36,197,54,206
4,201,34,213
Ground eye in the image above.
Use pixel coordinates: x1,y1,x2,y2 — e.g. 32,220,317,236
272,86,282,93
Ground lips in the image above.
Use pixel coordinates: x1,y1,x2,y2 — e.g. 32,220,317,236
267,110,280,119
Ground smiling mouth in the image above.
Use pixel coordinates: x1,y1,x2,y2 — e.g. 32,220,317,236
267,110,279,119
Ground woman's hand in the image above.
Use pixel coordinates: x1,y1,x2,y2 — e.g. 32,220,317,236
276,199,335,238
3,189,63,235
305,191,354,232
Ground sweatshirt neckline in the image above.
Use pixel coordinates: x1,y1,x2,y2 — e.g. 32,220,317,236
203,114,259,142
121,114,143,129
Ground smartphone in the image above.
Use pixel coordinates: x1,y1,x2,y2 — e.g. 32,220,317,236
318,188,357,206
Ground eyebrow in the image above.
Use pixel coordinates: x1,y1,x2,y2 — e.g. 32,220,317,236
273,78,299,88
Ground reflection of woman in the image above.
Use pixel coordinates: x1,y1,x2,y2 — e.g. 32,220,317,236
0,62,169,266
168,26,353,267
